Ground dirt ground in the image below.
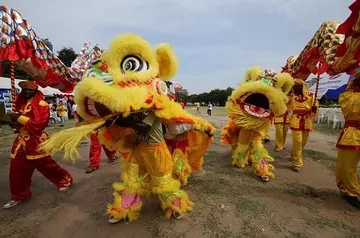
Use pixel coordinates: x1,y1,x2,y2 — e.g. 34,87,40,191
0,109,359,238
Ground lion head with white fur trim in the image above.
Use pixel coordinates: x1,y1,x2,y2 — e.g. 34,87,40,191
75,33,180,120
225,66,294,132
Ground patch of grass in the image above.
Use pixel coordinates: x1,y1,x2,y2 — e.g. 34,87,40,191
234,196,267,217
187,106,227,116
240,219,263,238
290,199,319,214
203,213,233,237
289,231,309,238
303,149,337,171
145,215,161,237
304,149,360,177
306,216,356,233
313,123,341,136
286,186,320,198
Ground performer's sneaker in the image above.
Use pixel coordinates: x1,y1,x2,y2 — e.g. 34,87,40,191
173,212,183,220
107,158,117,163
108,216,128,224
275,147,283,152
261,175,270,182
3,200,21,209
59,186,70,192
343,195,360,209
292,167,301,172
85,167,98,173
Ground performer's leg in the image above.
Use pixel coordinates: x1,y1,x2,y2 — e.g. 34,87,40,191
137,141,193,219
336,149,360,208
4,149,35,208
250,140,275,182
275,124,284,151
103,146,118,163
283,124,290,148
107,154,147,223
34,156,73,191
86,132,102,173
291,130,303,171
302,131,310,148
263,129,270,143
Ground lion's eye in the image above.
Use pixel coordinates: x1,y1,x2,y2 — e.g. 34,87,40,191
120,55,149,73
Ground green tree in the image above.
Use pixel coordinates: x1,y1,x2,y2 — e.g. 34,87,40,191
42,38,53,51
186,87,234,106
1,60,33,80
57,47,77,67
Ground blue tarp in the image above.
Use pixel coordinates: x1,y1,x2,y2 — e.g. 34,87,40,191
323,84,348,99
322,69,360,99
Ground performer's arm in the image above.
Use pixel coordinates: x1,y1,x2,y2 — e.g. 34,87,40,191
17,101,50,134
339,90,360,116
311,94,319,117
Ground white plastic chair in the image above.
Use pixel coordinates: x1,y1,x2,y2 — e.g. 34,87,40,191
333,111,345,129
325,110,335,126
316,108,327,123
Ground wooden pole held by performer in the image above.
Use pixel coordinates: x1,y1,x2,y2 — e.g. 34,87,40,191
313,62,321,106
10,60,16,113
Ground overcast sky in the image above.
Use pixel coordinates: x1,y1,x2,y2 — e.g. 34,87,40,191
3,0,353,94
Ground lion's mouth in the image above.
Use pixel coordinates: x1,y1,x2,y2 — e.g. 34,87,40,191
84,97,112,117
241,93,272,118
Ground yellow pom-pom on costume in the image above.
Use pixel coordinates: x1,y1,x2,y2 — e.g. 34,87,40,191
222,66,294,182
40,33,214,223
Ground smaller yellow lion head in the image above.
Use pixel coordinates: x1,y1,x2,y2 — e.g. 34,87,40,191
226,66,294,131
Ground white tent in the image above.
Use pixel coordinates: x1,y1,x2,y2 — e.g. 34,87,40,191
0,77,73,96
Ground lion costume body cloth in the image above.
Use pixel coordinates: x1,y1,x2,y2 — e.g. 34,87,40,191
221,67,294,180
40,33,215,221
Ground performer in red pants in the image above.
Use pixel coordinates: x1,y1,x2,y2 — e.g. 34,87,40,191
86,130,118,173
3,81,73,209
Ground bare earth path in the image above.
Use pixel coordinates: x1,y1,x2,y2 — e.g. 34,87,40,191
0,112,359,238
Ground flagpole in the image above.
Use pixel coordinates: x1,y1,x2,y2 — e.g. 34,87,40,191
313,62,321,105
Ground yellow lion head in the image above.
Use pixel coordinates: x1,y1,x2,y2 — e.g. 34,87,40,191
226,66,294,131
74,33,179,121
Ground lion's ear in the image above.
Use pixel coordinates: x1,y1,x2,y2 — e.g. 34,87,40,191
274,73,294,94
155,43,178,81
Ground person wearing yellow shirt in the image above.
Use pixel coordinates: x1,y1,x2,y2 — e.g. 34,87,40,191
274,94,292,151
195,102,200,114
335,75,360,209
56,101,67,127
289,79,319,172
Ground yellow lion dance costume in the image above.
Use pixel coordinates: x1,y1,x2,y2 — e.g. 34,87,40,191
221,66,294,181
40,33,215,223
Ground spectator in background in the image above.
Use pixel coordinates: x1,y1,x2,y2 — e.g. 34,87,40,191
180,99,185,109
196,102,200,114
57,101,67,127
72,103,78,119
67,101,72,120
207,102,213,116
